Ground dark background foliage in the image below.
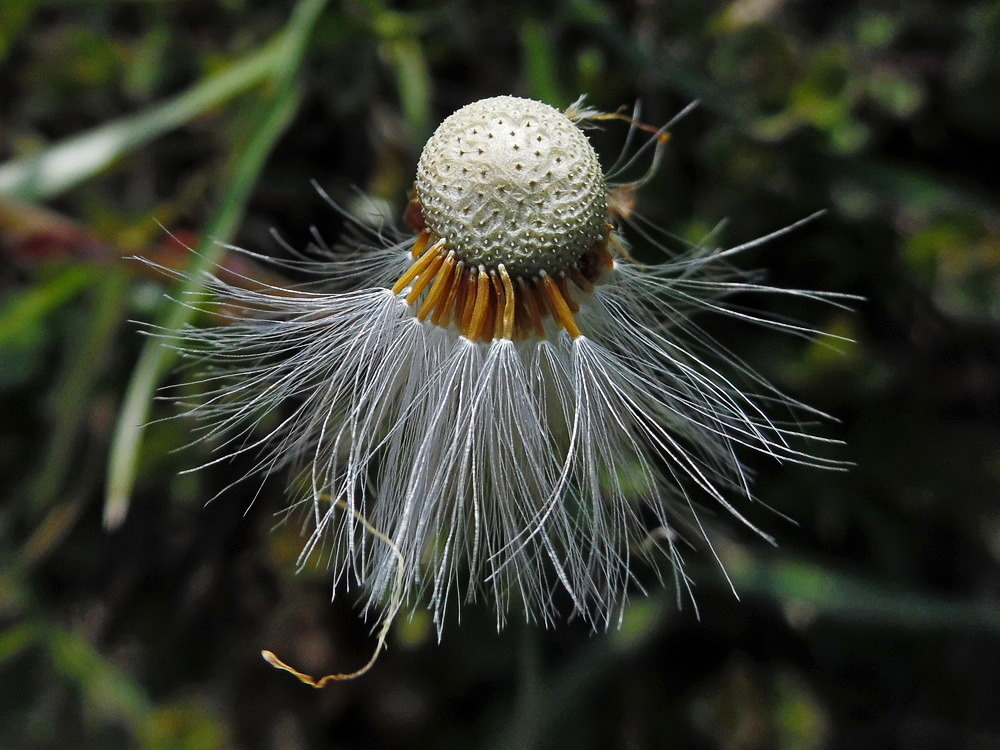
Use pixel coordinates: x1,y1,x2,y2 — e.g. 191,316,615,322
2,1,998,748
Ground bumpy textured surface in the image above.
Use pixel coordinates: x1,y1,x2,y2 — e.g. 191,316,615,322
415,96,608,277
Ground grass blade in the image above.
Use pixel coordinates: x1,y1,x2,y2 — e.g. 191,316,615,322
0,39,281,201
103,0,329,529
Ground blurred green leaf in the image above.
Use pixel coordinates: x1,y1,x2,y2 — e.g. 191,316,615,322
610,597,669,650
0,622,38,665
0,37,283,201
124,18,171,100
104,0,329,529
521,19,565,107
773,670,829,750
727,552,1000,634
856,11,897,49
29,270,126,501
371,6,431,138
867,68,924,118
828,156,1000,218
141,703,227,750
0,0,40,64
0,265,95,347
47,625,152,726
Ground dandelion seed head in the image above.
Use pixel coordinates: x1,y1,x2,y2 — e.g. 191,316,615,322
415,96,607,278
400,96,615,343
162,95,850,650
